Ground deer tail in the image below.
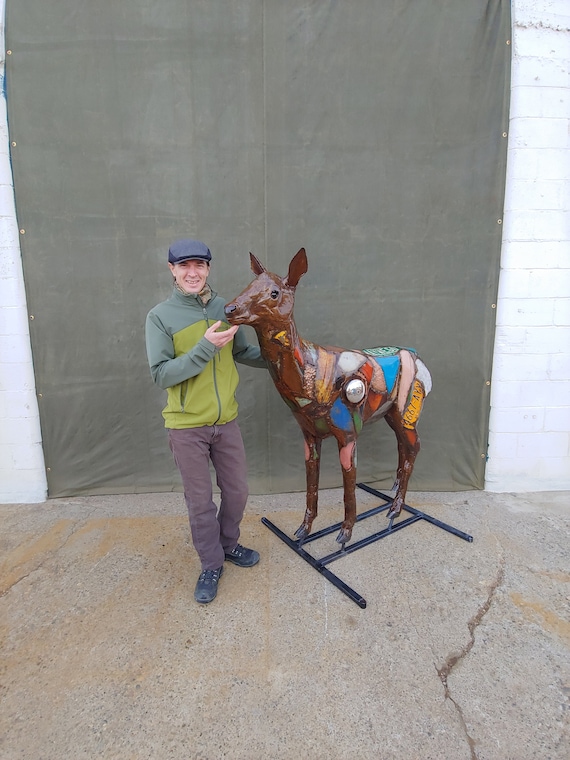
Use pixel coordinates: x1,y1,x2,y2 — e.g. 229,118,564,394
415,357,432,395
396,351,432,416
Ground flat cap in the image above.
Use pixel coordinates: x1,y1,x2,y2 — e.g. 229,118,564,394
168,239,212,264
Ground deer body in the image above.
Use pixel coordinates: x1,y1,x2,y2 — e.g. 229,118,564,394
225,248,432,545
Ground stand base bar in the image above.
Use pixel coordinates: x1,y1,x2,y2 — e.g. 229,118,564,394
261,484,473,609
261,517,367,608
318,514,422,565
356,483,474,543
297,500,393,544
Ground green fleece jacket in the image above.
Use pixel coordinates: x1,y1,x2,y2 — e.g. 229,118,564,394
146,287,265,429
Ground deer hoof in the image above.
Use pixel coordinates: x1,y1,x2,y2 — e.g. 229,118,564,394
294,523,311,542
335,527,352,546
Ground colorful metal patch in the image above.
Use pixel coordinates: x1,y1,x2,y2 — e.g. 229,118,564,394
362,346,401,357
402,379,424,429
370,355,400,394
330,397,353,432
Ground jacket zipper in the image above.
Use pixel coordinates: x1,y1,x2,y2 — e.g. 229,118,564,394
202,304,223,424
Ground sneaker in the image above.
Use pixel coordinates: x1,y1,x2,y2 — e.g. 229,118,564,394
224,544,260,568
194,566,224,604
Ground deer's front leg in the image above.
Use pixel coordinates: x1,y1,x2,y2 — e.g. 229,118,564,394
337,440,357,545
294,436,322,541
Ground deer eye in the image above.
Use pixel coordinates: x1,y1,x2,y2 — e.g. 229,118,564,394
270,289,280,300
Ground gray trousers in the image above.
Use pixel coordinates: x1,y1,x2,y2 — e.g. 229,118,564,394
168,419,248,571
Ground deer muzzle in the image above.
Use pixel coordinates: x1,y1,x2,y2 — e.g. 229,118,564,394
224,302,246,324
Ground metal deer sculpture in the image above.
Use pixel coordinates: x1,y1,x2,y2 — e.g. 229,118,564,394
225,248,432,546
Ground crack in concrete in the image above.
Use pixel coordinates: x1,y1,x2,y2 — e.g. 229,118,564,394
0,564,48,599
0,509,97,599
436,555,506,760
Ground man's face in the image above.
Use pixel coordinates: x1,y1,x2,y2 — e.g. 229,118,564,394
169,259,210,294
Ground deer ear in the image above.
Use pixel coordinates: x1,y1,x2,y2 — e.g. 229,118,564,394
285,248,308,288
249,252,266,277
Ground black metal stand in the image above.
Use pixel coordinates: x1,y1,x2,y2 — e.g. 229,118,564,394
261,482,473,609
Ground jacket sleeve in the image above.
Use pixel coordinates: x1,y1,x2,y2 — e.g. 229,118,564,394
145,310,217,390
232,325,268,368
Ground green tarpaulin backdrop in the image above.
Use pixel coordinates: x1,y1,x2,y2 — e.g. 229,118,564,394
6,0,510,497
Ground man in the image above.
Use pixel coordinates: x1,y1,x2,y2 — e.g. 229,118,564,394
145,239,266,604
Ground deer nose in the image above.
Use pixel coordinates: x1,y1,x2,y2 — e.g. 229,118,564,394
224,304,237,315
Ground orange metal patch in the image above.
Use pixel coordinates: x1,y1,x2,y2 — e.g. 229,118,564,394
360,362,374,383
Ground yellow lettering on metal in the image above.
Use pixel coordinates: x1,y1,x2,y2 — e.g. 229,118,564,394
403,380,424,429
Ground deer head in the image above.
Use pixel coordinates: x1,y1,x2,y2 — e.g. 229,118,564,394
225,248,308,328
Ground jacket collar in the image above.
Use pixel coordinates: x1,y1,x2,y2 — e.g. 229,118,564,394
171,284,216,307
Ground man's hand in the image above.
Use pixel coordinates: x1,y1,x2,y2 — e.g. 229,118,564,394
204,320,239,349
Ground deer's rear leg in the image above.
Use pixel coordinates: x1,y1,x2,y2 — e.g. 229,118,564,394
385,410,420,519
295,437,322,541
391,443,405,493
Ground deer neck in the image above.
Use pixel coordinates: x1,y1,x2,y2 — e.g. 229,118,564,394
257,317,301,357
256,319,308,395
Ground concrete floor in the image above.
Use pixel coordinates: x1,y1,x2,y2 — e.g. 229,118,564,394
1,487,568,759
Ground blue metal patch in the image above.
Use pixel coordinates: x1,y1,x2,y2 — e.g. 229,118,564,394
374,355,400,393
330,397,353,432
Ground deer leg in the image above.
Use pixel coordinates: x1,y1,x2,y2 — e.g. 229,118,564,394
391,439,406,493
336,440,357,545
295,436,322,541
384,410,420,519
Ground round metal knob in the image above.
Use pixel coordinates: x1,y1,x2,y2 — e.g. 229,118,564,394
345,378,365,404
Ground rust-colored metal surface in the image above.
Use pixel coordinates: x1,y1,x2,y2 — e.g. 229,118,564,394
225,249,432,545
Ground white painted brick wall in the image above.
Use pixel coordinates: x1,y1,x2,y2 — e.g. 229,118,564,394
0,0,47,503
486,0,570,491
